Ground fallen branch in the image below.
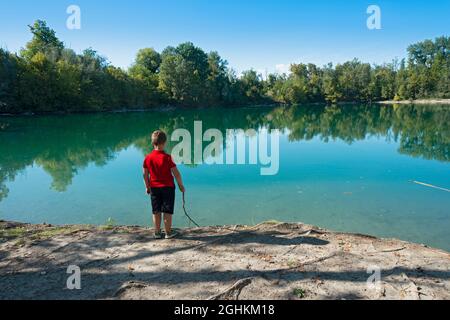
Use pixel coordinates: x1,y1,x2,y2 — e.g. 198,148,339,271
262,252,339,275
284,253,338,271
411,180,450,193
378,246,407,253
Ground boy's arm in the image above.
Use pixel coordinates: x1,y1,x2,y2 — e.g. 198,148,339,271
143,167,151,194
171,167,185,193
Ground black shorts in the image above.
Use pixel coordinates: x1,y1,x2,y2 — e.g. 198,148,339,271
150,187,175,214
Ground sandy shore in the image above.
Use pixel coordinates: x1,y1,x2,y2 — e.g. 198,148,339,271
0,220,449,300
378,99,450,105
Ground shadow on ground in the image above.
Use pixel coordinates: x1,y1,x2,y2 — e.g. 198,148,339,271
0,222,449,300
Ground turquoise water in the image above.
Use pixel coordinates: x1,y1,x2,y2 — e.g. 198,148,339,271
0,104,449,250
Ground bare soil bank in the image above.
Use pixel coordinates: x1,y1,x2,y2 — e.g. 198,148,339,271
0,220,448,300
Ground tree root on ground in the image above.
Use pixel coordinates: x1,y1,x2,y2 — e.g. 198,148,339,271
208,277,254,300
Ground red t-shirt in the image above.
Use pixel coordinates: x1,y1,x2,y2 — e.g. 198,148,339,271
143,150,177,188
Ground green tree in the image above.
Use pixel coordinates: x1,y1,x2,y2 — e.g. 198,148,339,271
205,51,229,105
129,48,163,105
21,20,64,61
322,64,341,104
240,70,265,104
335,59,372,102
159,42,209,106
1,20,449,113
130,48,161,75
0,49,20,112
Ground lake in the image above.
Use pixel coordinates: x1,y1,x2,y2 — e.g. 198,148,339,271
0,104,449,250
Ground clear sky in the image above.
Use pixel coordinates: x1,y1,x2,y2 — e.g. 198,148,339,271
0,0,449,74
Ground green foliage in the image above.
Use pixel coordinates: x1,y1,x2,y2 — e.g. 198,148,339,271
0,223,80,245
255,38,449,105
130,48,161,75
293,288,306,299
100,217,117,230
205,51,230,105
0,49,20,112
0,20,448,114
239,70,266,104
159,42,211,106
21,20,64,61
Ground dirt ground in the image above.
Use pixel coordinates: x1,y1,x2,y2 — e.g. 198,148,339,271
0,220,448,300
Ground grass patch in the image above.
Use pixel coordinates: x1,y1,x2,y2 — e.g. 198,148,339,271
33,227,79,240
99,225,115,231
0,224,80,245
293,288,306,299
0,227,28,239
287,258,298,268
262,220,282,225
99,217,117,231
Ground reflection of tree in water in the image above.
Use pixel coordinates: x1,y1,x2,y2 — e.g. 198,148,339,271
35,150,115,192
0,168,16,201
392,105,449,161
267,104,449,162
0,104,448,201
268,104,395,143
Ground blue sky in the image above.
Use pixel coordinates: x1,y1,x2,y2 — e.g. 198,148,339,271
0,0,448,74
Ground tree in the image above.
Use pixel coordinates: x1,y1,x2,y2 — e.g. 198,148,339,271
406,36,450,98
130,48,161,75
159,42,209,106
0,49,20,112
240,70,265,104
1,20,449,113
334,59,372,102
129,48,163,105
322,64,341,104
288,63,309,103
21,20,64,61
205,51,229,105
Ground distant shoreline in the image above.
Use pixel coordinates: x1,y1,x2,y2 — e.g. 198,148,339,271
377,99,450,105
1,100,449,117
0,103,280,117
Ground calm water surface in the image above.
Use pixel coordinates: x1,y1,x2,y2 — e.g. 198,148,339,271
0,104,449,250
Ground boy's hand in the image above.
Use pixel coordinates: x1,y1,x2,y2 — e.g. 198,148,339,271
146,188,152,195
179,185,185,193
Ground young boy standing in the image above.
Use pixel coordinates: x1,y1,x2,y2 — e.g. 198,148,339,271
143,130,185,239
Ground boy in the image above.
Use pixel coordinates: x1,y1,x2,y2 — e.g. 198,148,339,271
143,130,185,239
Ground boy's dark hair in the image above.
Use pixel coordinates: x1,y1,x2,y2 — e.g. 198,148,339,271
152,130,167,146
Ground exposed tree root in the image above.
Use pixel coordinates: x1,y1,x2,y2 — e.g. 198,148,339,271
208,277,254,300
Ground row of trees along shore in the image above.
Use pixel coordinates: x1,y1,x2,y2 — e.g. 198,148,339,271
0,20,449,114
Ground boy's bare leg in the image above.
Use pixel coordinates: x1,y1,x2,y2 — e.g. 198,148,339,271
163,213,172,234
153,212,162,232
